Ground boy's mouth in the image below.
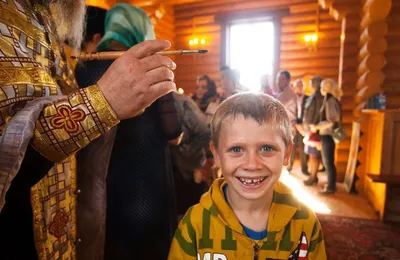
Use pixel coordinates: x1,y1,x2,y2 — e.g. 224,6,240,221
236,177,267,186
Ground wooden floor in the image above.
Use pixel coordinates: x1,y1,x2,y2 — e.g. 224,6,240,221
281,161,378,220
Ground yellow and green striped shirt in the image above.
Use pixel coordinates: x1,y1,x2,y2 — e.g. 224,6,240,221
168,179,326,260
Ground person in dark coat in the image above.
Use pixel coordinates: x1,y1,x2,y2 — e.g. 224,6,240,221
288,78,309,175
75,4,182,259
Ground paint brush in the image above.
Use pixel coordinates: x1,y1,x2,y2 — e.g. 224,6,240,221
70,49,208,61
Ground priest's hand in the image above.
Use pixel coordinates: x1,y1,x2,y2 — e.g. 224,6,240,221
97,39,177,120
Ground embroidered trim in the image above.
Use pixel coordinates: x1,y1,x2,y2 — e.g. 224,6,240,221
0,3,49,47
85,84,120,130
0,67,57,87
32,84,119,162
31,157,77,260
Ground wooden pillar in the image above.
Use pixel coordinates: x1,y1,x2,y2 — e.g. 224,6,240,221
383,0,400,108
354,0,392,116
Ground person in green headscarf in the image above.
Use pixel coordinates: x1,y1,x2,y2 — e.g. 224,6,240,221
97,4,156,51
75,3,182,260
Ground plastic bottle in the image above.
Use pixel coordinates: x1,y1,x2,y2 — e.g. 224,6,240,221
378,93,386,110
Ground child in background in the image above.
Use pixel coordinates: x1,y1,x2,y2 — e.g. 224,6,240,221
168,93,326,260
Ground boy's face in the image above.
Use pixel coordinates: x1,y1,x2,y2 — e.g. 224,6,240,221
211,116,292,201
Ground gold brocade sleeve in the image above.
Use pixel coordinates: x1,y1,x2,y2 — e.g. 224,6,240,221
32,84,120,162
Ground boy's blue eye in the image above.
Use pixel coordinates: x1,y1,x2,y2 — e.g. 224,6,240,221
231,147,243,153
261,145,273,152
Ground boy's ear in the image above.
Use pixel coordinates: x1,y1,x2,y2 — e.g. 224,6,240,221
210,142,221,166
283,142,293,166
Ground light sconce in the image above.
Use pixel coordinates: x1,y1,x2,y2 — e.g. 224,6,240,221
189,37,206,46
178,88,184,94
304,33,318,51
303,6,320,52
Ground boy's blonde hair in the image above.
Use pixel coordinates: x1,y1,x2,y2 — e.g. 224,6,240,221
211,93,292,148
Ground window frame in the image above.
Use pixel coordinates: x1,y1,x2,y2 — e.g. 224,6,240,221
218,9,287,86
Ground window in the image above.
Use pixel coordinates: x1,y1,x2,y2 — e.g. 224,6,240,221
227,21,275,92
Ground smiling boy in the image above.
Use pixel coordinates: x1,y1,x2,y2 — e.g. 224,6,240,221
168,93,326,260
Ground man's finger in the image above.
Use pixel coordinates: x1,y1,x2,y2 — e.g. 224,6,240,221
147,81,177,103
140,54,176,72
126,39,171,59
145,66,175,85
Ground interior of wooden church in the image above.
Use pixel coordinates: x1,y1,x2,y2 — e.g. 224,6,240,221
78,0,400,258
1,0,400,259
71,0,400,259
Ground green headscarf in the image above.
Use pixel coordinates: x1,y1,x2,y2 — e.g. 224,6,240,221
97,4,155,51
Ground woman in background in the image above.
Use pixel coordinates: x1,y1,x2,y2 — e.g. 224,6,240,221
302,76,324,186
197,74,218,102
313,79,342,194
192,74,217,112
192,85,207,111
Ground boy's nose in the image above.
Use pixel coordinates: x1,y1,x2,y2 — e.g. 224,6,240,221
242,151,263,171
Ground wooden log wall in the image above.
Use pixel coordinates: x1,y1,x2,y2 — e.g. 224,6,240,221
279,5,342,84
334,10,361,182
173,0,342,95
337,10,364,188
383,0,400,108
142,4,175,47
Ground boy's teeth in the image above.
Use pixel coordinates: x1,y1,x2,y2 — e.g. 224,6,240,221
238,177,266,185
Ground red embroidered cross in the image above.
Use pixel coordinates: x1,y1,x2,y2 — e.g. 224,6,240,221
50,105,85,133
49,210,69,238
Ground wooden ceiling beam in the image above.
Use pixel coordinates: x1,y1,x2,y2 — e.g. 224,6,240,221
175,0,313,11
175,0,312,19
318,0,360,21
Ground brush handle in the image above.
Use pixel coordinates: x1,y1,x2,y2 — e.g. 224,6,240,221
71,50,207,61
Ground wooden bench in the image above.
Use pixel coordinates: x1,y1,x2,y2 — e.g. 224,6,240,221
367,174,400,185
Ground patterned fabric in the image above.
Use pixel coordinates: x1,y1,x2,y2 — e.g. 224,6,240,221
319,215,400,260
289,232,309,260
0,0,119,259
168,179,326,260
32,85,119,162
